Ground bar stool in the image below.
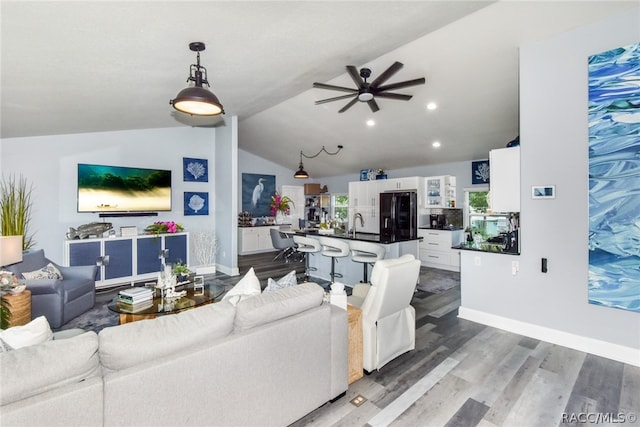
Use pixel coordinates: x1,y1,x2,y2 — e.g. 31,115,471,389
350,241,386,283
319,237,350,283
293,235,321,281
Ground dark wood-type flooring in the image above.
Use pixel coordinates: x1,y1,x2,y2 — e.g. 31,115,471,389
241,253,639,427
100,251,640,426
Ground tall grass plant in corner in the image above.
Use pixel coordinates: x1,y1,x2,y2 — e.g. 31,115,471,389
0,174,35,250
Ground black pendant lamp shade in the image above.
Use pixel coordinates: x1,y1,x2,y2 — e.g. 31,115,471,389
293,145,343,179
170,42,224,116
294,154,309,179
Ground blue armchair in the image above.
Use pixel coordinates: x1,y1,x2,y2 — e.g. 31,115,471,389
4,249,97,328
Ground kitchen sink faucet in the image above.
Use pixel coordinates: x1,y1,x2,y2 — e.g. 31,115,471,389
352,212,364,237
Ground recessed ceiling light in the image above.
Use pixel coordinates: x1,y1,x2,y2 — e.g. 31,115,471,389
432,141,441,148
366,119,375,127
426,102,438,111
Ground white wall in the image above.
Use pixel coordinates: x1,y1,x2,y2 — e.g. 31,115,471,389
215,116,239,276
1,127,217,264
459,8,640,365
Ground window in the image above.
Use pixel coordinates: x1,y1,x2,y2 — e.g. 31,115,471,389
331,194,348,224
465,188,514,241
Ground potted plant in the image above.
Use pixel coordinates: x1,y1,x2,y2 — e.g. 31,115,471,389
269,192,295,224
375,169,388,180
0,174,35,250
172,261,191,283
144,221,184,235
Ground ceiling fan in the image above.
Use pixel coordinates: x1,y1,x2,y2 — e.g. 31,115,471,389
313,61,425,113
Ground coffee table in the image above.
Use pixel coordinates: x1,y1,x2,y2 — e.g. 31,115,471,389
108,281,226,325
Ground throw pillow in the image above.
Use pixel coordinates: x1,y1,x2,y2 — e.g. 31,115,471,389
264,270,298,292
0,316,53,349
0,338,14,353
222,267,261,306
21,262,64,280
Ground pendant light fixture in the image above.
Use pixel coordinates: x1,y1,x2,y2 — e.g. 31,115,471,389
294,145,343,179
170,42,224,116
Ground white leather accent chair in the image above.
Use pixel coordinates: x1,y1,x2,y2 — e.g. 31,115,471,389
347,254,421,372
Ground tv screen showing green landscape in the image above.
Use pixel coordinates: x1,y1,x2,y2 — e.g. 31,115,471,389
77,163,172,212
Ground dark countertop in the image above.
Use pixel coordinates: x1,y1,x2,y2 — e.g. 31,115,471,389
295,229,422,244
453,243,520,255
238,223,292,227
419,227,464,231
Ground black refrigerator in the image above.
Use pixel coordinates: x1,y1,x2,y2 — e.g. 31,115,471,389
379,191,417,240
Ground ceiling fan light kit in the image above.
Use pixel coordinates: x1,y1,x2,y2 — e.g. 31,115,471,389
293,145,344,179
170,42,225,116
313,61,425,113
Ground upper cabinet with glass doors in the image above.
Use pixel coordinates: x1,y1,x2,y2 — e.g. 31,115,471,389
424,175,456,208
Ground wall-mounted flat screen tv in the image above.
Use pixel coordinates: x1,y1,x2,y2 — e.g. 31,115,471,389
77,163,172,213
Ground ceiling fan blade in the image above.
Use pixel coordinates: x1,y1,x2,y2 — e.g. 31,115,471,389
367,99,380,113
376,77,426,92
346,65,364,87
374,92,413,101
313,82,358,93
338,97,359,113
370,61,404,89
315,94,359,105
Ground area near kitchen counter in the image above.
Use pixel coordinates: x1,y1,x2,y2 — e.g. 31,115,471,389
294,229,421,286
418,228,464,272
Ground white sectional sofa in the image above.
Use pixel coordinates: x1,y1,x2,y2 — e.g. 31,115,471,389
0,282,349,427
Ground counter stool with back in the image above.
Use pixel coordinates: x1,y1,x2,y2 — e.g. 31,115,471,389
318,237,350,284
292,235,321,281
349,240,386,283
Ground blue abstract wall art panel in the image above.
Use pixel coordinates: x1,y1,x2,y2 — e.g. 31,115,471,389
588,41,640,313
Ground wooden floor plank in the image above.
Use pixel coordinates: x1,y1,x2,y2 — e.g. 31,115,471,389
619,364,640,414
482,355,542,426
501,368,570,427
444,398,490,427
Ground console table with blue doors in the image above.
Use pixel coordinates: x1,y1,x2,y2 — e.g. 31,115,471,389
64,232,189,289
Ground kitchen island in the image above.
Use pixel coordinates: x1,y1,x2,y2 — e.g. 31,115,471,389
292,229,421,286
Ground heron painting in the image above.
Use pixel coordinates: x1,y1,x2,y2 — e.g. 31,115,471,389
242,173,275,217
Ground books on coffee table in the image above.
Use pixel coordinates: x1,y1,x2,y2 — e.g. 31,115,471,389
118,287,153,304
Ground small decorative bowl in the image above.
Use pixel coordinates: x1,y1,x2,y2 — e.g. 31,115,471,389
10,284,26,295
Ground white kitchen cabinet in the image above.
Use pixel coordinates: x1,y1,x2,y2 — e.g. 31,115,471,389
64,232,189,289
418,229,464,271
384,176,421,191
424,175,456,208
238,226,279,255
489,146,520,212
348,181,380,233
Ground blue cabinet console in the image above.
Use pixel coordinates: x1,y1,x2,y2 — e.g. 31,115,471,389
64,232,189,289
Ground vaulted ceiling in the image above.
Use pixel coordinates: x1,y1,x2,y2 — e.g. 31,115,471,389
2,1,635,178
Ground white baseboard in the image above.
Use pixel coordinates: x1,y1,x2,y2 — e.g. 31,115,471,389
215,264,239,277
195,265,217,275
458,306,640,367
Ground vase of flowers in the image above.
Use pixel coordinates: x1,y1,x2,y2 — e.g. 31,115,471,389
144,221,184,235
270,192,294,224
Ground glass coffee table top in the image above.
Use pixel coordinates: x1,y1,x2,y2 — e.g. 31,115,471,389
108,281,226,317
